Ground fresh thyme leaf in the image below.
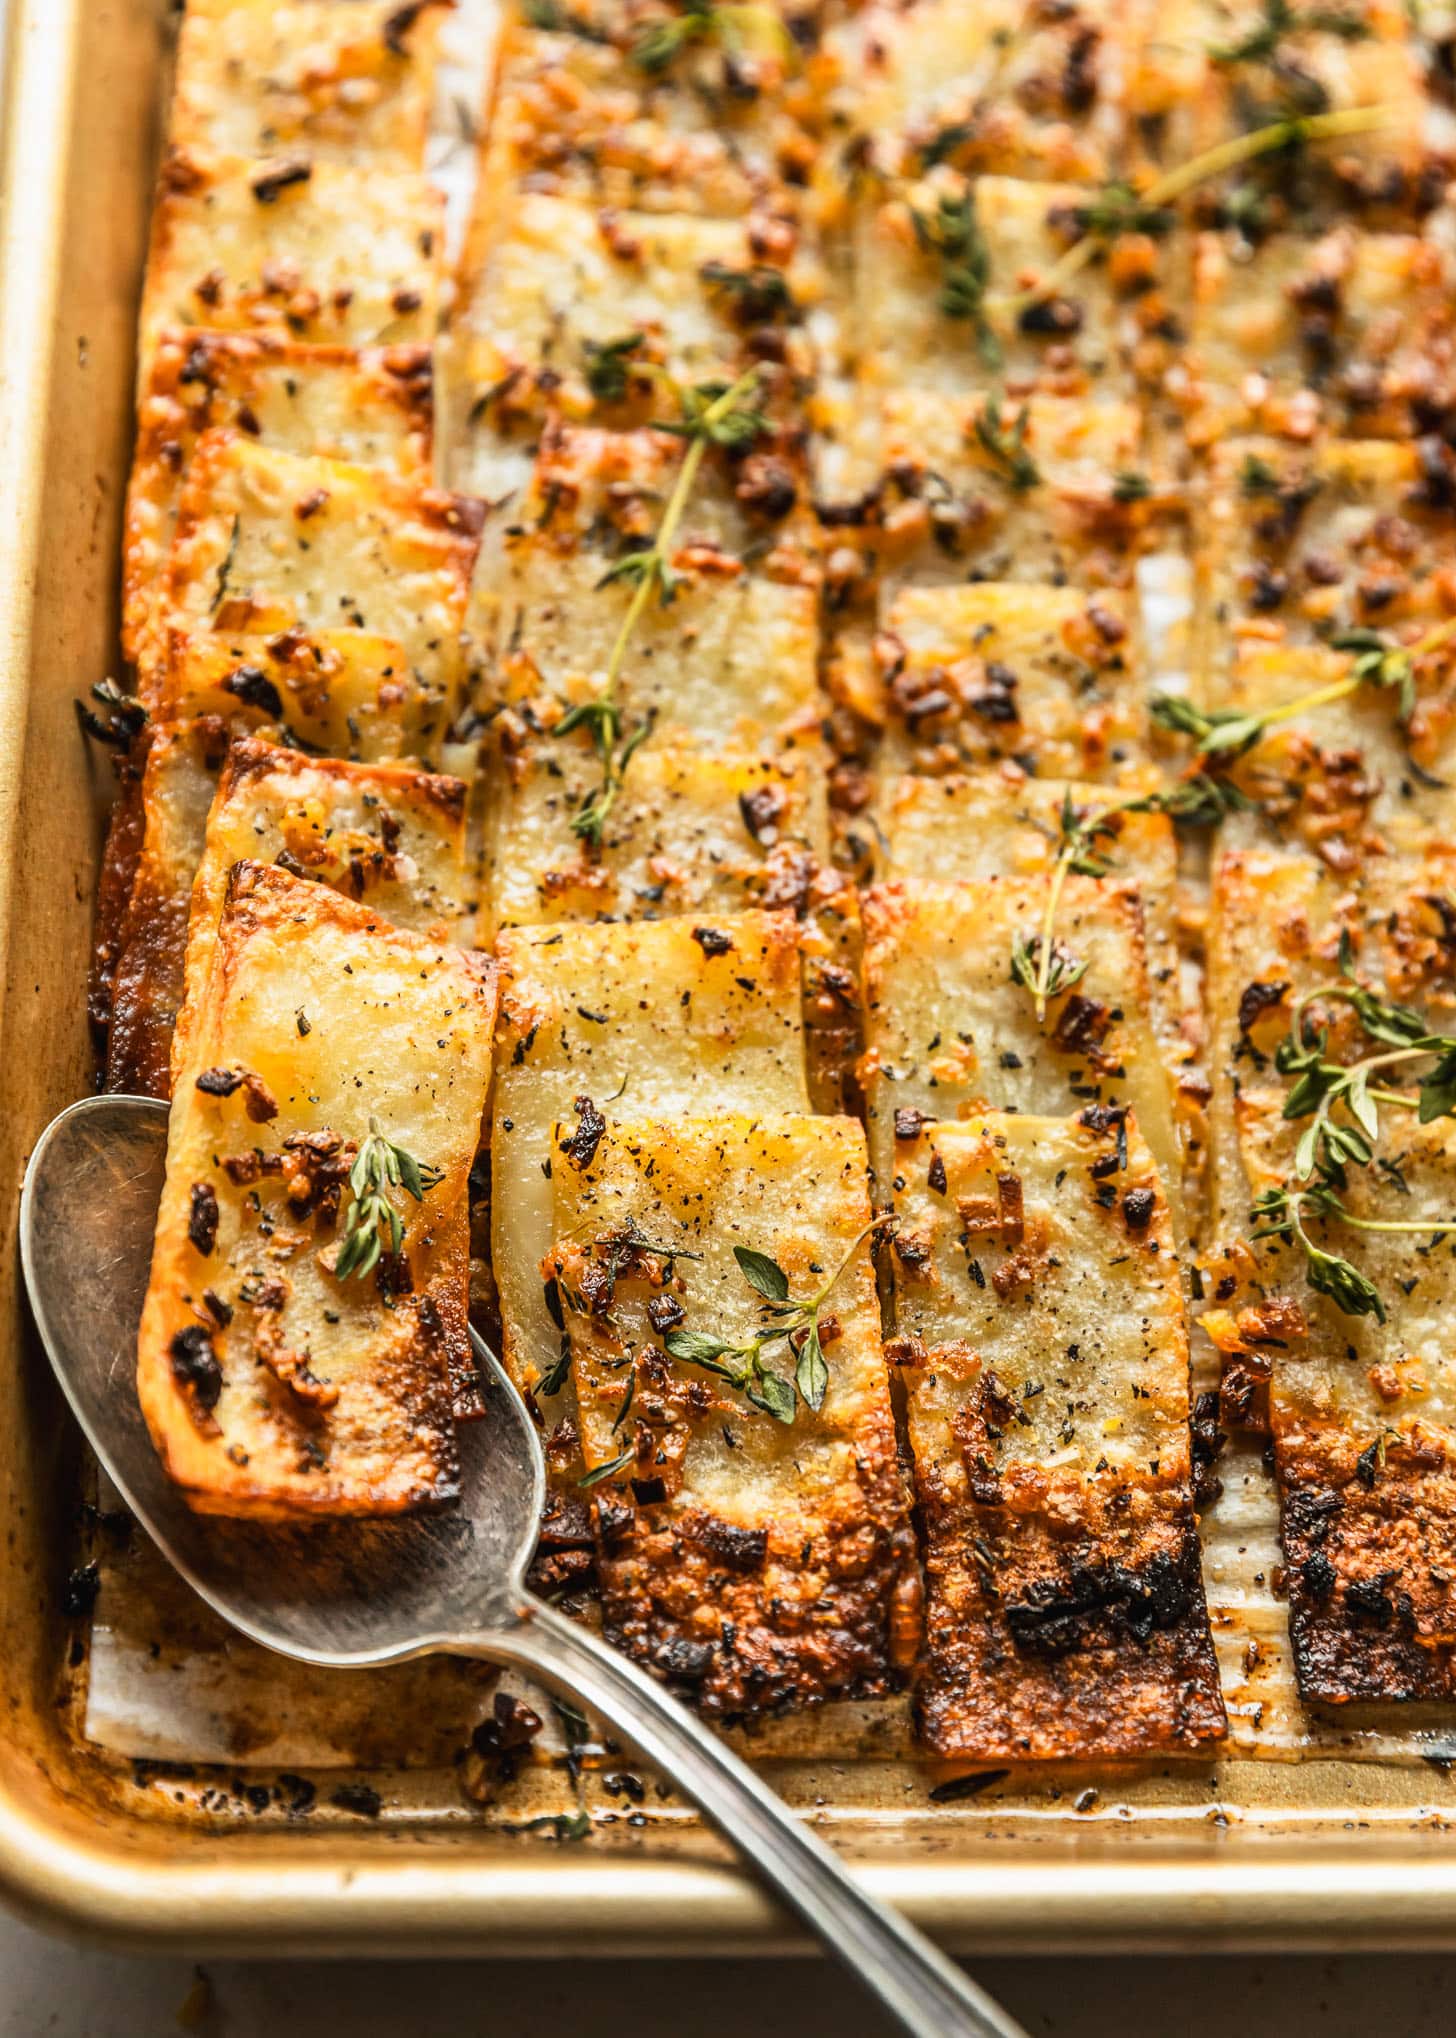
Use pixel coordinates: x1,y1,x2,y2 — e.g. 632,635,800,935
663,1327,739,1367
733,1243,790,1302
334,1119,442,1282
1112,470,1152,502
1420,1049,1456,1124
746,1366,796,1424
1249,1186,1387,1320
658,1216,889,1423
539,1341,573,1397
974,396,1040,492
1070,181,1174,238
910,190,1001,365
794,1324,829,1411
579,1443,636,1488
1010,932,1090,1000
611,1369,636,1433
582,331,645,402
698,258,794,322
1240,453,1280,495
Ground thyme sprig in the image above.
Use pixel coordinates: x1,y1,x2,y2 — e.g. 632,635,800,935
554,369,767,846
582,331,645,402
909,190,1000,366
996,104,1394,319
1250,964,1456,1319
662,1220,892,1423
974,397,1040,492
335,1120,444,1281
630,1,793,74
1150,616,1456,761
1014,778,1247,1021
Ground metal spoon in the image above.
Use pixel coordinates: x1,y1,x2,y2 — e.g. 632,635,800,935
19,1093,1027,2038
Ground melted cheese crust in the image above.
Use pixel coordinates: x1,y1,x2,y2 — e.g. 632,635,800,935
547,1111,919,1716
137,861,496,1518
164,431,480,715
170,0,447,166
891,1113,1226,1756
125,330,432,667
139,148,442,376
491,911,809,1406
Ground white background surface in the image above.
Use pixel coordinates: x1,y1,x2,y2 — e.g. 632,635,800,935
4,1907,1456,2037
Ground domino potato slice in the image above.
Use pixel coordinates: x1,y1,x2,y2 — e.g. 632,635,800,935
484,524,820,747
546,1111,919,1716
474,15,820,223
107,733,469,1101
484,740,825,937
170,0,449,166
876,581,1143,782
860,875,1180,1197
855,0,1125,185
1225,1092,1456,1702
1192,435,1456,694
154,625,427,759
139,148,442,377
890,1112,1226,1757
1186,231,1456,450
164,430,480,720
137,860,496,1518
870,391,1148,589
854,174,1156,406
125,330,432,667
491,912,809,1409
456,190,821,431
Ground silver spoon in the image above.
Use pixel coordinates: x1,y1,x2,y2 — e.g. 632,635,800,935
20,1093,1027,2038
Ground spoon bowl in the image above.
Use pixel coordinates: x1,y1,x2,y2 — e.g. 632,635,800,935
19,1091,1025,2038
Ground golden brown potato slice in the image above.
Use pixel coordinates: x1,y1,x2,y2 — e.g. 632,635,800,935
125,330,432,667
162,430,480,720
107,733,469,1100
170,0,448,166
547,1111,919,1716
891,1111,1225,1757
137,860,496,1518
138,148,442,377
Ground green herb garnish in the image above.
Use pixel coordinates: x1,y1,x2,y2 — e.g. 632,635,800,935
662,1221,892,1424
334,1120,444,1281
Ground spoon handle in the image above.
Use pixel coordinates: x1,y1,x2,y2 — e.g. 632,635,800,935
475,1596,1028,2038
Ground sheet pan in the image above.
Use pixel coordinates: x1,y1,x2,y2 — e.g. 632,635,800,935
7,0,1456,1956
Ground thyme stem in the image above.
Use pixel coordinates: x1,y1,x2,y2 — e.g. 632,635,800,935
997,105,1395,317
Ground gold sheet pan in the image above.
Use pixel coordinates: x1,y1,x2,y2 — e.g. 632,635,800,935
6,0,1456,1957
